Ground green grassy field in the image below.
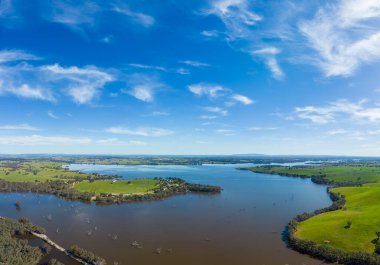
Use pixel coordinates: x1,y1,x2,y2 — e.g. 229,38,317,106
0,160,162,196
296,183,380,252
0,161,101,182
247,164,380,254
248,165,380,183
74,179,159,195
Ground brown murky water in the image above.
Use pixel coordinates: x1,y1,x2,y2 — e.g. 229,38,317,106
0,164,331,265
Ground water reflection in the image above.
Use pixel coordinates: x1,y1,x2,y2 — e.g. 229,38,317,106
0,164,331,265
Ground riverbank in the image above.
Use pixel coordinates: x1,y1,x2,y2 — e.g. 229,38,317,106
0,161,222,205
244,164,380,265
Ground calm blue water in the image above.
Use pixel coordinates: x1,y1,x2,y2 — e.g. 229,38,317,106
0,163,332,265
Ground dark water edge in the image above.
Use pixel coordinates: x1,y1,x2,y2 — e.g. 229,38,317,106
0,164,332,265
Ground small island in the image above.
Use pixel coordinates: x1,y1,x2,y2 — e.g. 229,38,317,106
0,160,222,204
244,164,380,265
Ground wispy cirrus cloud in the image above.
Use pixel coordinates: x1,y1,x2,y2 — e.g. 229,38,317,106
45,0,155,35
205,0,262,40
0,135,92,145
43,64,113,104
151,111,170,116
188,83,227,98
294,99,380,124
47,0,100,30
128,63,167,72
0,50,114,104
95,138,147,145
123,73,165,103
250,47,284,80
204,106,228,116
216,128,235,136
176,67,190,75
0,0,12,16
189,83,254,108
204,0,288,79
231,94,254,105
0,123,39,131
47,111,59,120
299,0,380,77
200,30,219,38
106,126,174,137
180,60,210,67
112,3,155,27
248,127,277,131
0,134,146,146
0,50,40,63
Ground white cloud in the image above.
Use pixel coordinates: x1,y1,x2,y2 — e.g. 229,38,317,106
295,99,380,124
204,106,228,116
0,135,92,145
180,60,210,67
129,63,167,72
95,138,147,145
206,0,262,40
0,51,113,104
299,0,380,77
249,127,277,131
231,94,254,105
326,129,349,135
2,84,55,102
0,134,147,146
47,111,59,120
0,50,39,63
123,74,164,103
0,124,39,131
189,83,254,109
48,0,99,27
368,130,380,136
151,111,169,116
188,83,227,98
42,64,113,104
251,47,284,80
200,30,219,37
0,0,12,16
106,126,174,137
200,115,217,120
176,68,190,75
216,128,235,136
112,4,155,27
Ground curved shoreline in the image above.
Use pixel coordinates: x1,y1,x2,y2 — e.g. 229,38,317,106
0,177,222,205
246,168,380,265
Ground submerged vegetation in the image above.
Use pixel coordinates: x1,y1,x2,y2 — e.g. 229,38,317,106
246,164,380,264
68,244,106,265
0,216,107,265
0,217,44,265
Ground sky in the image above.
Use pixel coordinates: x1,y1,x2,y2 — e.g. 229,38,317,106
0,0,380,155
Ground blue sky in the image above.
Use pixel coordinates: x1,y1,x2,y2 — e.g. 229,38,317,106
0,0,380,155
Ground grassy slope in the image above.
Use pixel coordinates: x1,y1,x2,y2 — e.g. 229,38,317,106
249,165,380,183
74,179,159,195
247,165,380,253
0,161,93,182
296,183,380,252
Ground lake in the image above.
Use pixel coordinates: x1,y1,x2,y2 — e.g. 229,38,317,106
0,163,331,265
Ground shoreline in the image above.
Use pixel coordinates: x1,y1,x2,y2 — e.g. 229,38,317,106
0,177,222,206
245,167,380,265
